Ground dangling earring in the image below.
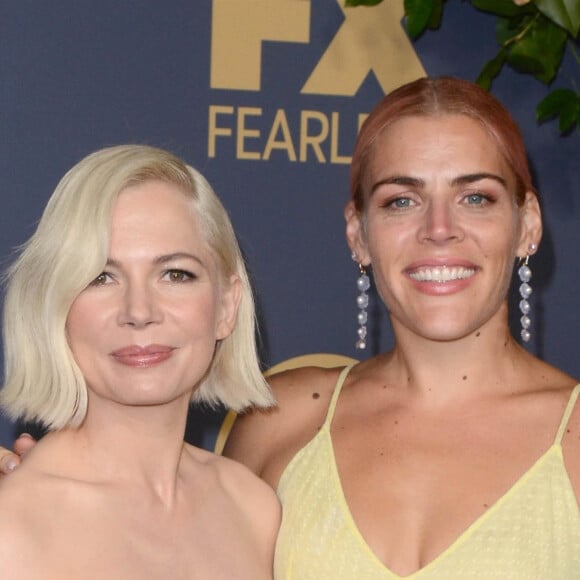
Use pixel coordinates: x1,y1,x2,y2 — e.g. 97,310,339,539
518,243,536,343
355,261,370,350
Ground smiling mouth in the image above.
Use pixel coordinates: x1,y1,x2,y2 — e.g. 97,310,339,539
409,266,476,283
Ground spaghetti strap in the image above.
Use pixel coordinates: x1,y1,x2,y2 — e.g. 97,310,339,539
322,365,355,430
554,384,580,445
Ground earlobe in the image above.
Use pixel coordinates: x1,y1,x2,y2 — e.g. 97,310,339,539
345,201,370,265
216,274,242,340
517,192,542,257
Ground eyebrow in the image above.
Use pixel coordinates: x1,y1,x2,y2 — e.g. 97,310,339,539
370,172,508,196
451,172,508,188
370,176,423,195
105,252,205,268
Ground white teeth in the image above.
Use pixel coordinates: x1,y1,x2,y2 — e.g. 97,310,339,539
409,266,475,283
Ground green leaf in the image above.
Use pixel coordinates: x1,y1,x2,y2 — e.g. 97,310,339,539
476,50,507,89
345,0,384,6
471,0,534,18
495,14,529,45
557,98,580,132
346,0,579,135
427,0,446,29
536,88,578,119
534,0,580,37
536,89,580,132
404,0,435,38
498,14,567,83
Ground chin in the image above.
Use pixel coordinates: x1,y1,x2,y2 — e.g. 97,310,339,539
91,382,192,408
410,319,480,342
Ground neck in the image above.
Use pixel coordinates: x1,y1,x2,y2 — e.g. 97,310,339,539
45,394,193,505
384,305,531,404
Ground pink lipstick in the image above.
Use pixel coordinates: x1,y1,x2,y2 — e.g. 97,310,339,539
111,344,174,368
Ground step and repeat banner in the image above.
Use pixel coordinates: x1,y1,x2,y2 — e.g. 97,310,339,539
0,1,578,447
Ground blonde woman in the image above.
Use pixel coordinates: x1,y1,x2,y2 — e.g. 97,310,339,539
0,145,279,579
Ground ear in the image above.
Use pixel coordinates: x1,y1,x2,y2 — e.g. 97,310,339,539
516,192,542,258
345,201,371,266
216,274,242,341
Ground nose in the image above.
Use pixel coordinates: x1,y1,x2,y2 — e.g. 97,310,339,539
117,281,162,328
418,198,464,245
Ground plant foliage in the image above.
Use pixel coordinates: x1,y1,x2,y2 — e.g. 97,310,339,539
346,0,580,134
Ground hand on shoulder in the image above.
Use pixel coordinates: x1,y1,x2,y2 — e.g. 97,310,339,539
0,434,37,476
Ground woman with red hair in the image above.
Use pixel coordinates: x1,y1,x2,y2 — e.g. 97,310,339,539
227,77,580,578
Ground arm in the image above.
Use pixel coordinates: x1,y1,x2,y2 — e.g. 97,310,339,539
223,365,345,489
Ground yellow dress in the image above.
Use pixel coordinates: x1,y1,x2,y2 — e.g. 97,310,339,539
274,366,580,579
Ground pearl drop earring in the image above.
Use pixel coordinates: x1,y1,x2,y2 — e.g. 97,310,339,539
518,243,536,343
355,263,370,350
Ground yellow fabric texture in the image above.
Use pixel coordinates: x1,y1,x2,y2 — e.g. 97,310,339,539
274,366,580,579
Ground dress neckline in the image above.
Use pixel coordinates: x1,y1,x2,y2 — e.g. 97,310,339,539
318,373,580,578
324,431,565,578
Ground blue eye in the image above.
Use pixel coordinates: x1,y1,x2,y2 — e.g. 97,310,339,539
386,197,414,209
466,193,486,205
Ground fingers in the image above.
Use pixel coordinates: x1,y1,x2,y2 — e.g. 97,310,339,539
14,433,37,456
0,448,20,475
0,433,38,476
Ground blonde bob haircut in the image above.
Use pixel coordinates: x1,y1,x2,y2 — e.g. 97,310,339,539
1,144,274,430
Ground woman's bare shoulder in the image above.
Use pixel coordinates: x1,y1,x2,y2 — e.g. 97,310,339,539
0,515,33,577
223,365,352,477
268,364,349,407
184,443,277,495
183,444,281,562
212,451,280,510
556,378,580,500
0,462,49,507
0,469,49,571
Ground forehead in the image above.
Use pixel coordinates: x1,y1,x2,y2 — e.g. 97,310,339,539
366,114,512,184
110,180,210,257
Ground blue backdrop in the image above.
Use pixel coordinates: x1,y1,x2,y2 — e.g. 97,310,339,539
0,1,578,449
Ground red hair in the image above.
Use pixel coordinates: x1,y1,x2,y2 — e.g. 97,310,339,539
350,76,535,211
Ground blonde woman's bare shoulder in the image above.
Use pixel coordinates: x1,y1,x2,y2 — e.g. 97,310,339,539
214,451,280,507
183,443,274,490
218,452,281,547
184,444,280,569
182,443,280,513
0,472,46,576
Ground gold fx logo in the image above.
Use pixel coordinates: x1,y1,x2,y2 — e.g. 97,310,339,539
211,0,424,96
